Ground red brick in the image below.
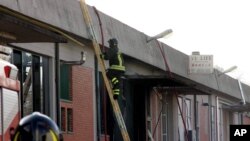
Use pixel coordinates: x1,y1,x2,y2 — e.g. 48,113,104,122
61,66,94,141
200,106,209,141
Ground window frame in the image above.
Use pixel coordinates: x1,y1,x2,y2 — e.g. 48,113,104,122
60,63,72,101
60,107,66,132
12,48,50,117
67,108,73,133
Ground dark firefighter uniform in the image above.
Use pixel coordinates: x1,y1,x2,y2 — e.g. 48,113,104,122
101,38,125,99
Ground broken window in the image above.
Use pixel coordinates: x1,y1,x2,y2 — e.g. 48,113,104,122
12,49,49,117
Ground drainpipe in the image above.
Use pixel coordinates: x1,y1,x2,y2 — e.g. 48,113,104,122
95,55,101,141
194,94,197,140
55,43,61,127
216,96,219,141
208,95,212,141
61,52,86,65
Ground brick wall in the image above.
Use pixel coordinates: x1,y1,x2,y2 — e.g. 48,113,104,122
243,114,250,124
61,66,94,141
199,105,209,141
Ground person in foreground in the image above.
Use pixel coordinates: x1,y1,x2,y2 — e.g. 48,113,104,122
12,112,63,141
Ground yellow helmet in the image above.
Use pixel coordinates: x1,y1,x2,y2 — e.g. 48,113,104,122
12,112,63,141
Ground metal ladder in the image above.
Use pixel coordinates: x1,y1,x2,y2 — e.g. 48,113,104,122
79,1,130,141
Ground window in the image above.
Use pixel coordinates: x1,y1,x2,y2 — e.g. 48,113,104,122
61,107,66,132
60,64,72,101
12,49,50,117
22,52,33,115
60,107,73,133
67,108,73,132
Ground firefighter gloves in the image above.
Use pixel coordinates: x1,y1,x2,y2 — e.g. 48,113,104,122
100,54,104,59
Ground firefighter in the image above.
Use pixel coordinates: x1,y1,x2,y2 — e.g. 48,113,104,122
101,38,126,100
12,112,63,141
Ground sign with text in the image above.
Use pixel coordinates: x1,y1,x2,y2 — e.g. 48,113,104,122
230,125,250,141
188,55,213,74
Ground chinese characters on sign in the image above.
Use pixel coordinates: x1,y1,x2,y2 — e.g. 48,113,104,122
189,55,213,74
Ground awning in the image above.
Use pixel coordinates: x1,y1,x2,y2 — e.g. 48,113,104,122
222,104,250,112
158,86,207,95
126,75,208,95
0,6,66,43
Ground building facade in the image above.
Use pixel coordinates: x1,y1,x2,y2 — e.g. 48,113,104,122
1,1,250,141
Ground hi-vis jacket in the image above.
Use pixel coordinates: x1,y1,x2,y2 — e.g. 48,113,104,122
102,46,125,71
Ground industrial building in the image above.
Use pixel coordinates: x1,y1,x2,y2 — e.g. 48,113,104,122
1,0,250,141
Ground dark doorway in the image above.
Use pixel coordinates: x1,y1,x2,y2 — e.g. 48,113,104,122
133,82,147,141
98,76,149,141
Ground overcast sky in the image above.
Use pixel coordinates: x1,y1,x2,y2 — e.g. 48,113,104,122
86,0,250,84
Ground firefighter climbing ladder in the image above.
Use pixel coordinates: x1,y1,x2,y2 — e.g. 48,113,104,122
79,0,130,141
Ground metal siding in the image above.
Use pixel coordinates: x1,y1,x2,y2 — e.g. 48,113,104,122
1,89,18,134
